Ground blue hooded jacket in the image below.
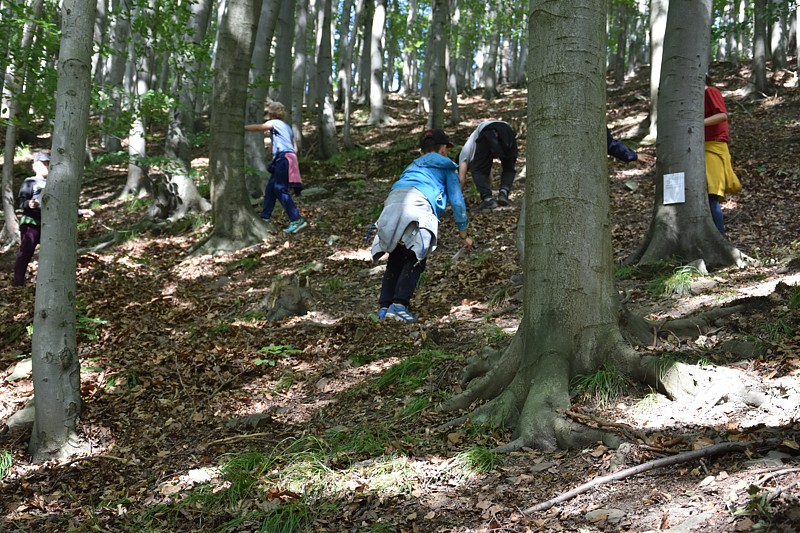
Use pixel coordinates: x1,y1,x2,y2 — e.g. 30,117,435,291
391,152,468,231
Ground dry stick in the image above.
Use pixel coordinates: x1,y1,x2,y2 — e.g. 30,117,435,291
206,432,272,447
523,441,753,515
767,480,800,503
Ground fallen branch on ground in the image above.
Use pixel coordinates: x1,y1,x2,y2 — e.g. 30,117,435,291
523,441,755,514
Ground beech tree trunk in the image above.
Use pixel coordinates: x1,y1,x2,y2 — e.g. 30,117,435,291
335,0,357,150
428,0,448,129
316,0,338,159
645,0,668,144
291,0,308,151
629,0,746,270
0,0,45,248
367,0,390,125
442,0,625,451
751,0,772,96
29,0,96,463
245,0,283,197
194,0,272,255
441,0,756,453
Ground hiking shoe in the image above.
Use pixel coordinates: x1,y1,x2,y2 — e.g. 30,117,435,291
262,218,279,232
473,198,498,212
385,303,416,322
377,307,389,321
283,218,308,233
497,190,512,207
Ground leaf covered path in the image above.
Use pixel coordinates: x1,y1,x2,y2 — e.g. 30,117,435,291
1,66,799,532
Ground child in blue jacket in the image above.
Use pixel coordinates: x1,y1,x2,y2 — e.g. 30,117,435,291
371,129,473,322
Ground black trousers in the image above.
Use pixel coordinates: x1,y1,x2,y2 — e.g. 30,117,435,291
471,123,518,201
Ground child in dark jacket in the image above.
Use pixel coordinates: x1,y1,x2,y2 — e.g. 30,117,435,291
13,152,50,286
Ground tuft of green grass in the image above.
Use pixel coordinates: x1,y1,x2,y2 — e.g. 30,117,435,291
788,285,800,309
487,288,508,309
614,263,639,280
259,502,311,533
399,396,431,418
324,277,344,293
483,324,510,345
0,450,11,480
373,349,454,392
647,265,700,296
633,391,660,415
764,319,791,342
571,366,628,407
446,446,500,482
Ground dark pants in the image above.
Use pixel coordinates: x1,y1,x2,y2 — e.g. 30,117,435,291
261,155,301,222
378,245,427,309
13,223,40,286
708,195,725,236
472,125,517,201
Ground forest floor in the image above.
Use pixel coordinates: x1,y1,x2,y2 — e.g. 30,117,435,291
1,64,799,532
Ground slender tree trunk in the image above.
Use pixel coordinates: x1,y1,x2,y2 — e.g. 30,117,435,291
99,0,129,153
336,0,358,149
447,0,461,126
613,2,628,86
367,0,390,124
428,0,448,129
29,0,96,463
398,0,417,96
645,0,668,144
120,2,151,198
769,0,787,68
1,0,45,247
356,0,373,104
316,0,337,159
291,0,308,151
482,1,500,99
751,0,772,96
273,0,294,108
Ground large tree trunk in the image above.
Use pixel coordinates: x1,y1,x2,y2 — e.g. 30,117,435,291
629,0,746,270
245,0,283,197
441,0,757,453
29,0,95,463
194,0,271,255
443,0,622,451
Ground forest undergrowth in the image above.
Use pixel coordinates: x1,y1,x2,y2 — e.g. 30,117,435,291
0,64,799,532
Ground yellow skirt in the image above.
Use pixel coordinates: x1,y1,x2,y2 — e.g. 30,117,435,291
705,141,741,197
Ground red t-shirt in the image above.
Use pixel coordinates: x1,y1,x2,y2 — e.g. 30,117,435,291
704,86,729,143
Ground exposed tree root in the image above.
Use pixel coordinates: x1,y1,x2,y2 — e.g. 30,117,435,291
523,441,759,514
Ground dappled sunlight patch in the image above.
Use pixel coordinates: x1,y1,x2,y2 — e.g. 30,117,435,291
326,248,372,262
